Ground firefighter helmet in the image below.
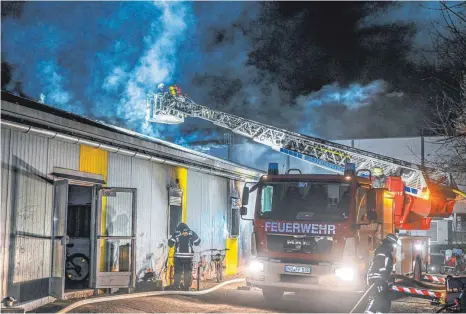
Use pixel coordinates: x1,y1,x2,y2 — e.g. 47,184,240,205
385,233,401,247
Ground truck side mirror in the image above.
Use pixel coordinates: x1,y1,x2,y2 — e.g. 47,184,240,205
240,206,248,216
242,186,250,206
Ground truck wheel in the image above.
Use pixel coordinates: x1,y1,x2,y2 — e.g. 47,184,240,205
440,266,446,274
262,288,284,302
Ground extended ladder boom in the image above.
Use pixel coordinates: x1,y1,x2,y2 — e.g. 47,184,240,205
147,92,454,199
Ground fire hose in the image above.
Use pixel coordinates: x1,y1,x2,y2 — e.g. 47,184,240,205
349,275,446,314
349,283,375,314
57,278,245,313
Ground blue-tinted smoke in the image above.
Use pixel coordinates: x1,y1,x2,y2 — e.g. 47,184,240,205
298,80,389,110
2,1,192,139
0,1,446,159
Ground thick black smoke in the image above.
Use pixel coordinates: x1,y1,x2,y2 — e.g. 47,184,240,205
176,2,427,141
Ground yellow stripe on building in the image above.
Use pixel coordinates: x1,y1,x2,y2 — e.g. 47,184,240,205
225,237,238,276
175,167,188,223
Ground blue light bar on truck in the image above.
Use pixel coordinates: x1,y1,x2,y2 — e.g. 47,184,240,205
268,162,279,175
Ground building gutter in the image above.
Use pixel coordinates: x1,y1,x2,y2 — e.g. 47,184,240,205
1,120,263,181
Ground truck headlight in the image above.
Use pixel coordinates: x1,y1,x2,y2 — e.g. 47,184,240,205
335,267,355,281
249,260,264,273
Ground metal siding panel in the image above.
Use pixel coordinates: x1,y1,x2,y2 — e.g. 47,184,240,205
107,153,133,236
187,171,204,249
47,139,80,173
175,167,188,223
8,130,50,284
187,171,227,252
79,145,108,181
131,158,154,275
1,128,11,296
210,175,227,250
150,163,170,272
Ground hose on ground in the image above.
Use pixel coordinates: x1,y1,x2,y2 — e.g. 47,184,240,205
58,278,245,313
349,283,375,314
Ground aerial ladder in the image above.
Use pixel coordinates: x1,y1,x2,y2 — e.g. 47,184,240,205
146,87,465,230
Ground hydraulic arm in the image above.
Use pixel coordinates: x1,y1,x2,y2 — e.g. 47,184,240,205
147,90,460,214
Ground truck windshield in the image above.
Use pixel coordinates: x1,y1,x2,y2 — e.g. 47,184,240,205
259,181,351,221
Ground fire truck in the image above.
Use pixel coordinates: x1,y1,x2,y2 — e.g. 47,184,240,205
147,86,466,300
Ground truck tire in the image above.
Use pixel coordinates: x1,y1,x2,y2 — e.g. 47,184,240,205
262,288,284,302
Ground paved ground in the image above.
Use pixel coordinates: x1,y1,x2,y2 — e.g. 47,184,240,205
35,283,439,313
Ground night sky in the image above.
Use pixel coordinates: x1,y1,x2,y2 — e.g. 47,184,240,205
2,1,465,165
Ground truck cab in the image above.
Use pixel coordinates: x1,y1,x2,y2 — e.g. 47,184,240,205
241,163,380,300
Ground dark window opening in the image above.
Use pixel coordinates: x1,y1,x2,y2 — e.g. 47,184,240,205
65,185,92,290
259,181,351,221
169,204,182,236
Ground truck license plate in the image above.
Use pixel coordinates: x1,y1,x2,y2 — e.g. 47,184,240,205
284,265,311,274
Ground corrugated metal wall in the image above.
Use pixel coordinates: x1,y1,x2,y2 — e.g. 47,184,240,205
10,131,50,284
149,163,170,272
1,129,80,301
187,170,228,252
1,129,11,297
1,126,253,303
107,153,133,237
106,153,171,277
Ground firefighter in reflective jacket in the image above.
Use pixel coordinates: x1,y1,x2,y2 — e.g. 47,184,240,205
169,85,177,96
365,234,401,314
372,168,387,188
168,223,201,290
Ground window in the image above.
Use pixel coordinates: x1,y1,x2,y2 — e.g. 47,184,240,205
261,186,273,213
258,181,351,221
356,187,368,223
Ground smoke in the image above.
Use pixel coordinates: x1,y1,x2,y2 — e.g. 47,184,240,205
297,80,388,110
296,80,416,139
1,1,455,166
2,1,192,139
37,61,73,110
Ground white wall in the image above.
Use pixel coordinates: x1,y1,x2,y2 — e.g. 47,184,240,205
1,128,80,302
107,153,171,277
187,170,228,255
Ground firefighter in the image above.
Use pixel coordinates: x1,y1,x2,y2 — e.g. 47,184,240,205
372,168,387,188
169,85,176,96
174,85,182,95
157,83,165,94
365,233,401,314
168,222,201,290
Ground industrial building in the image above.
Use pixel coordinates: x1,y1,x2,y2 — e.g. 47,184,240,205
0,91,263,310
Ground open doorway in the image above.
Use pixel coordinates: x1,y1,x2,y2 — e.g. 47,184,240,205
65,185,92,291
